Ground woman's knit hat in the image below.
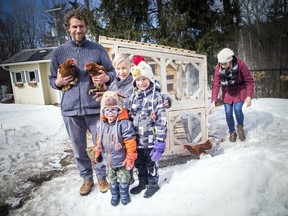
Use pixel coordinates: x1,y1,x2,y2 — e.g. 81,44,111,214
100,91,122,113
131,55,154,87
217,48,234,63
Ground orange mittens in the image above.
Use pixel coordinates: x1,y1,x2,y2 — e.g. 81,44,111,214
94,144,102,163
122,153,138,170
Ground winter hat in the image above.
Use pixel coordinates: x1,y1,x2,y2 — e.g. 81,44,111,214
217,48,234,63
98,91,123,152
131,55,154,87
100,91,122,113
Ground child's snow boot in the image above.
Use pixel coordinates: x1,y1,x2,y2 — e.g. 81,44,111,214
237,125,246,141
119,183,131,205
130,181,146,194
143,183,160,198
110,183,120,206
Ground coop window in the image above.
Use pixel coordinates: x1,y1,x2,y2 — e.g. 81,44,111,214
167,75,174,91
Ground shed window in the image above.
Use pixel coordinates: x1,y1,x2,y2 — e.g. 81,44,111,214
12,71,25,87
29,71,36,82
25,70,39,82
15,72,23,83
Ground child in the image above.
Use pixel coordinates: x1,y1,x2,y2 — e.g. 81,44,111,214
128,58,167,198
94,91,137,206
109,54,172,186
110,54,172,109
109,53,134,109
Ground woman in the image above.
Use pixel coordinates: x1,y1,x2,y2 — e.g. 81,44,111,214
209,48,254,142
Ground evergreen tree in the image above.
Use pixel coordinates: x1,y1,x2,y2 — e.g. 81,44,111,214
99,0,150,41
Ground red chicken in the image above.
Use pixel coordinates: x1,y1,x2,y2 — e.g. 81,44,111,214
85,62,108,95
58,58,78,91
183,139,212,160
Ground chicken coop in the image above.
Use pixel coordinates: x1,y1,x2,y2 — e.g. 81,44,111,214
99,36,208,157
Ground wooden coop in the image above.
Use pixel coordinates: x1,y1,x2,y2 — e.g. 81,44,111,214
99,36,208,156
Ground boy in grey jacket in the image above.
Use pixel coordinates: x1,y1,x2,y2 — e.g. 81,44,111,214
128,58,167,198
94,91,137,206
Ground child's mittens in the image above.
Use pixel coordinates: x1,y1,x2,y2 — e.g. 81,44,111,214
122,153,138,170
150,141,166,162
94,144,102,163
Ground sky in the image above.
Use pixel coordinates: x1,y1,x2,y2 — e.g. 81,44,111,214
0,98,288,216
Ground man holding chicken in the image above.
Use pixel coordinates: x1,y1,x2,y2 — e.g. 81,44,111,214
49,8,115,196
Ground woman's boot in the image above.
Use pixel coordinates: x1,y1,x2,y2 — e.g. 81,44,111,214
229,131,237,142
237,125,246,141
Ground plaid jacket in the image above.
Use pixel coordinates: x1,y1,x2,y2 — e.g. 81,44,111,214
128,84,167,148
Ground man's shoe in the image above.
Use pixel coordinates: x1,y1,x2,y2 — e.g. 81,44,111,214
79,179,94,196
98,178,110,193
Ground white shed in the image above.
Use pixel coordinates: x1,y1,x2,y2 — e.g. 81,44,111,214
0,47,61,105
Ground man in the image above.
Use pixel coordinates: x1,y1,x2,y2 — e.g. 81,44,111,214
49,8,115,196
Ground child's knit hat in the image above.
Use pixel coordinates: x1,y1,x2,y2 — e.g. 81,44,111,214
98,91,123,152
100,91,122,113
131,55,154,87
217,48,234,63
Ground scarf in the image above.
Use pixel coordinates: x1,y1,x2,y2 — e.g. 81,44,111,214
219,62,239,86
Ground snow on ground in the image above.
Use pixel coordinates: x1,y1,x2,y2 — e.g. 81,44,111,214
0,98,288,216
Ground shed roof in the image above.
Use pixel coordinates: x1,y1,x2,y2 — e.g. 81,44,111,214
1,47,56,66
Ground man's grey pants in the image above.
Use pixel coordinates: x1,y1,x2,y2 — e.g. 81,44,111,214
63,114,106,180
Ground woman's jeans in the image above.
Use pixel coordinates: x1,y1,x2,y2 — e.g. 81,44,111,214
224,101,244,133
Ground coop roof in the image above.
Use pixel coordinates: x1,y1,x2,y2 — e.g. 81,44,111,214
98,36,198,57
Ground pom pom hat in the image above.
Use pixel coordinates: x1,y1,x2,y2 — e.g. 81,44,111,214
131,55,154,87
217,48,234,63
130,55,157,117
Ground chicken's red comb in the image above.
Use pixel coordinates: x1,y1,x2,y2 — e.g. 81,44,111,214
133,55,145,66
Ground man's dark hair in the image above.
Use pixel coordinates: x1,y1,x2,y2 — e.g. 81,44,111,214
64,7,88,30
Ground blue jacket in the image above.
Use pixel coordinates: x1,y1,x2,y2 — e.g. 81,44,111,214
99,109,137,168
49,37,116,116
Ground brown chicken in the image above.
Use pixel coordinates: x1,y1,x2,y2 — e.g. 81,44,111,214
58,58,78,91
183,139,213,160
85,62,108,95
